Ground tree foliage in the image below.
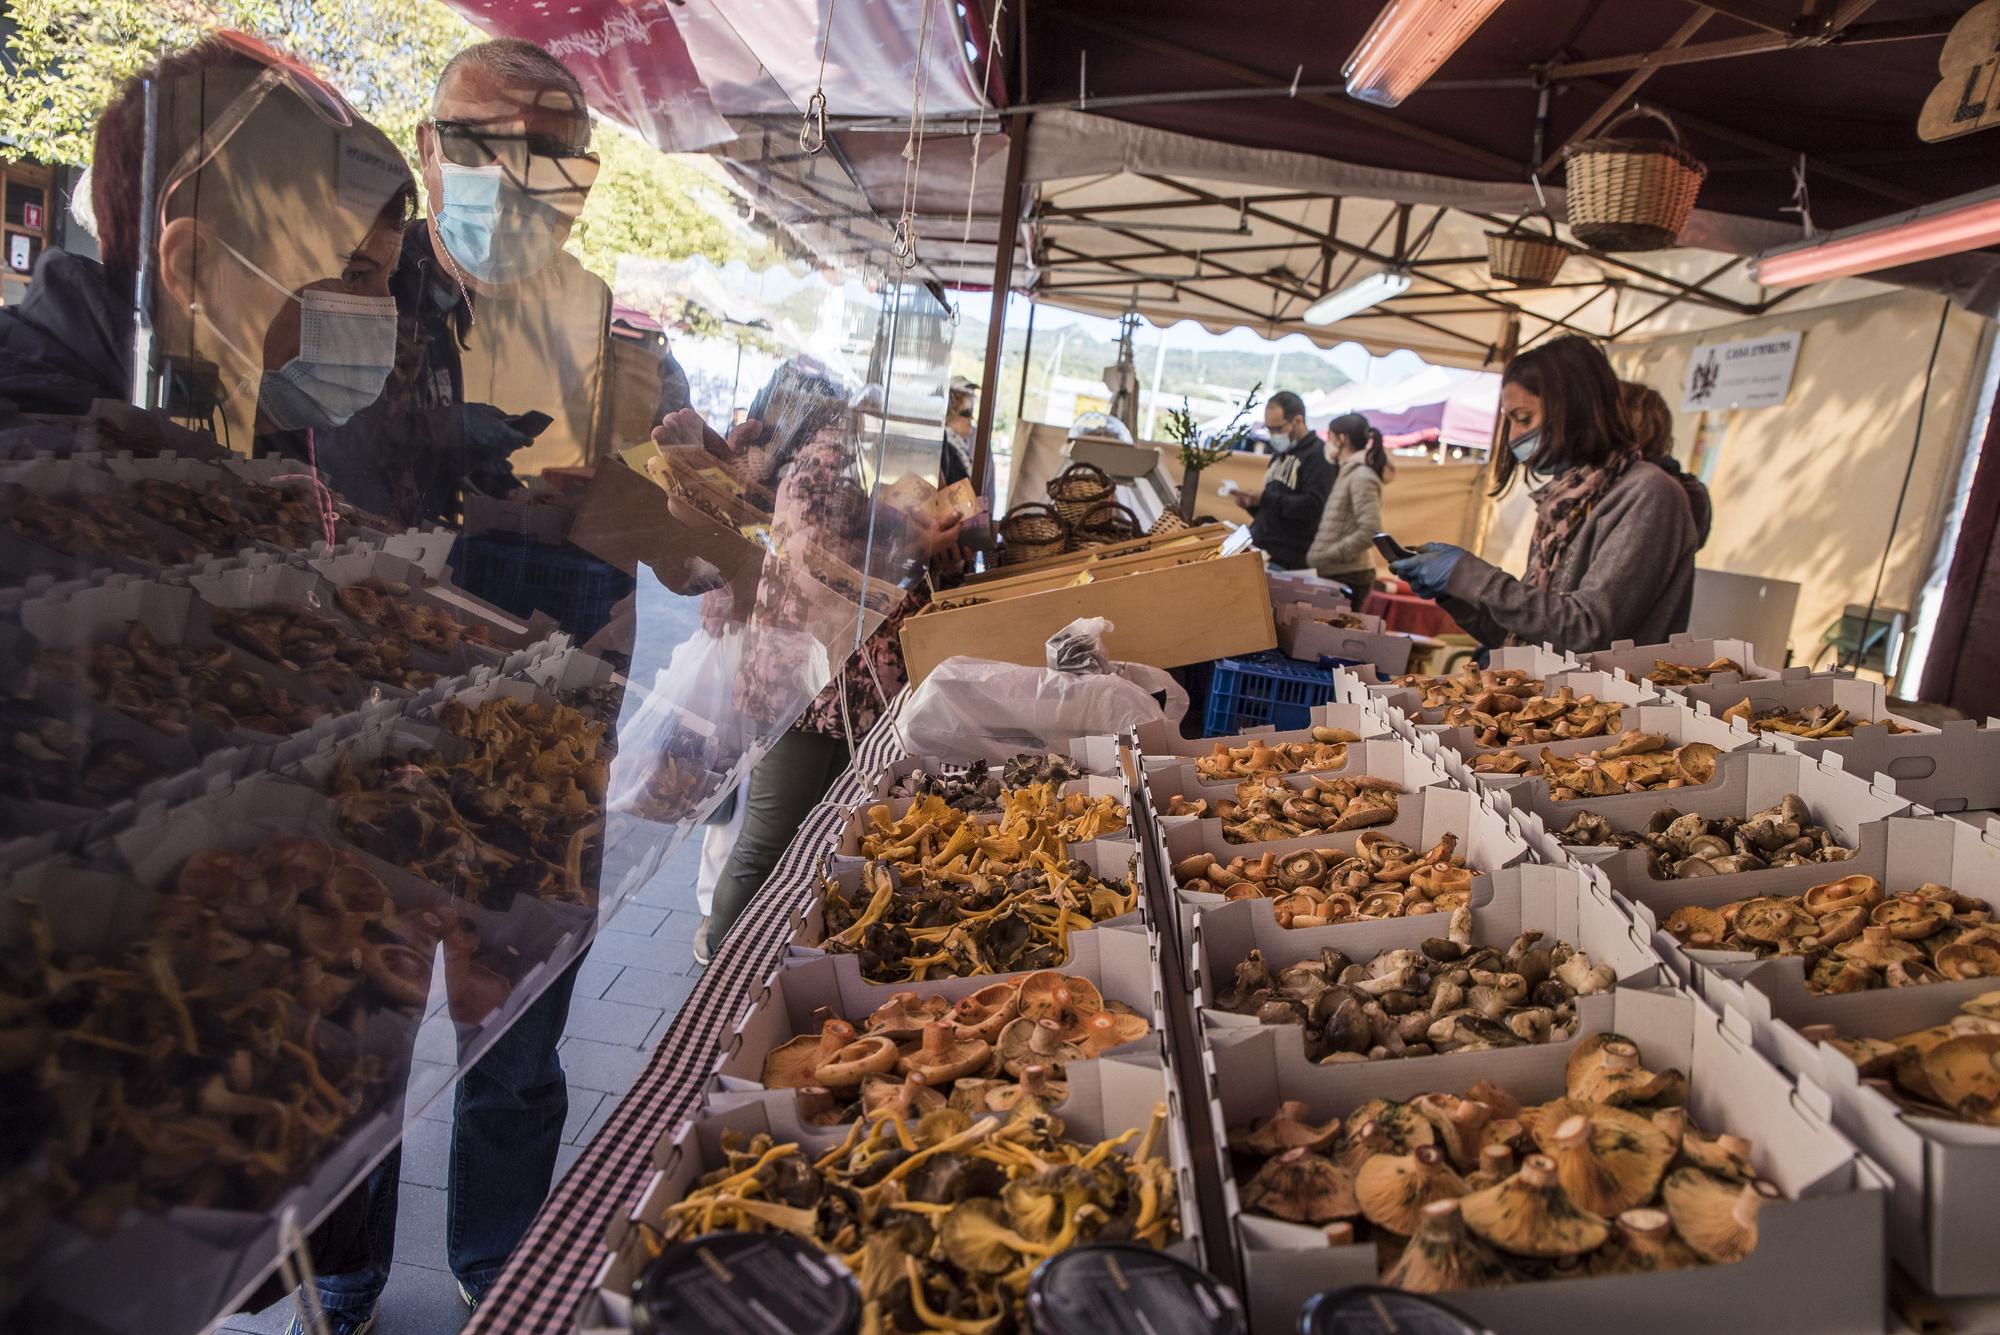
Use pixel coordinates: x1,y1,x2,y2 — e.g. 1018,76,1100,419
563,125,761,280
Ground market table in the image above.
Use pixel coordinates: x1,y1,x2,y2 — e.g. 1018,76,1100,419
465,701,909,1334
1361,585,1464,638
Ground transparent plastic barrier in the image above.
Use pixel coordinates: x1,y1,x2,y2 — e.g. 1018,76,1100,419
0,10,955,1331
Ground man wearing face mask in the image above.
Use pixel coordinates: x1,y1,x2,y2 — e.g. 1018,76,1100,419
1230,390,1334,570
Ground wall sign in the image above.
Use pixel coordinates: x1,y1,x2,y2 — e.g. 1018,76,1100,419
1681,330,1802,412
21,201,42,230
7,235,31,274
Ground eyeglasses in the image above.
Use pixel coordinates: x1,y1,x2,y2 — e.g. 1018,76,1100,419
429,119,601,198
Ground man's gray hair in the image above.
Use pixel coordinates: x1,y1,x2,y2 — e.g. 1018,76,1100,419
435,38,592,143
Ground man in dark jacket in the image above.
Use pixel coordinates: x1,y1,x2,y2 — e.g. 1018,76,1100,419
1234,390,1335,569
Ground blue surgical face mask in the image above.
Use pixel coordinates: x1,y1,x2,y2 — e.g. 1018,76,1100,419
208,240,397,431
1508,426,1542,464
435,161,568,286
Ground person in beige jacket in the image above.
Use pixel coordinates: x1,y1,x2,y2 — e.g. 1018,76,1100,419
1307,412,1388,605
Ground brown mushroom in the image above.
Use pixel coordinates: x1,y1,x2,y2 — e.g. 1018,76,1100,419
1356,1144,1467,1235
762,1018,859,1089
1662,1167,1778,1264
995,1017,1083,1076
1018,971,1103,1022
899,1020,992,1084
1937,939,2000,982
868,991,952,1042
1074,1008,1150,1057
1231,1100,1343,1156
1921,1033,2000,1125
950,982,1022,1044
1382,1199,1514,1293
1802,874,1883,916
1588,1207,1702,1275
860,1070,946,1120
1836,926,1924,971
1541,1109,1674,1216
1458,1154,1609,1257
813,1035,901,1090
1241,1148,1361,1224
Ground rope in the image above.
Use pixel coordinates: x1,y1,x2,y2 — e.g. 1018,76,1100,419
893,0,939,271
800,0,838,154
956,0,1008,302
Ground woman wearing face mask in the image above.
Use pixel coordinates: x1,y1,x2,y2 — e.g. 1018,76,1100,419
1307,412,1390,604
1387,336,1698,653
0,36,411,450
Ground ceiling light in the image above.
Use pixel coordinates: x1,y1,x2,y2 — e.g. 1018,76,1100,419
1343,0,1507,107
1750,184,2000,288
1302,269,1413,325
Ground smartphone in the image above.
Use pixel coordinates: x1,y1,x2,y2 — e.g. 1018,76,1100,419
1373,533,1417,563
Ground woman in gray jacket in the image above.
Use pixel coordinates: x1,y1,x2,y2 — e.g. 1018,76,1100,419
1388,337,1697,653
1307,412,1388,605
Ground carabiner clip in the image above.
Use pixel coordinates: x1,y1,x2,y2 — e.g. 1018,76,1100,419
799,89,827,156
892,216,917,268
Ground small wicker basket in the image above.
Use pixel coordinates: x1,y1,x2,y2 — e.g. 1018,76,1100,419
1074,500,1142,549
1563,106,1707,252
1486,211,1569,286
997,502,1070,565
1148,508,1193,536
1046,461,1115,528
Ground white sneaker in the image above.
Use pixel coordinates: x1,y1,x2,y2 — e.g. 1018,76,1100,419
690,915,712,966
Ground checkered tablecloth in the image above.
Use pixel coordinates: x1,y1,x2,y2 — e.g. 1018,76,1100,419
464,703,906,1334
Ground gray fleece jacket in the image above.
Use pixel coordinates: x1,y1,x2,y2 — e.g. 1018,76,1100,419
1436,460,1697,653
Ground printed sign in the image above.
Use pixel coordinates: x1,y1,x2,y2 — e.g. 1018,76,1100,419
1681,330,1802,411
7,234,31,273
1920,0,2000,142
20,202,43,231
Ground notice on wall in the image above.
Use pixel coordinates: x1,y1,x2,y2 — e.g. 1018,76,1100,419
7,234,30,274
1682,330,1802,411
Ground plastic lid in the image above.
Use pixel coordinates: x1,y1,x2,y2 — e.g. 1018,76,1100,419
1028,1244,1244,1335
1296,1285,1492,1335
631,1231,860,1335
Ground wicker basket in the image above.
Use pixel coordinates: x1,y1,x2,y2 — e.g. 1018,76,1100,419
1073,501,1141,549
1486,211,1569,286
997,502,1070,565
1148,508,1193,536
1563,106,1707,252
1046,461,1115,528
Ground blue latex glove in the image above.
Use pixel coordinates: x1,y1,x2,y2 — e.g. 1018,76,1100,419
1390,542,1465,599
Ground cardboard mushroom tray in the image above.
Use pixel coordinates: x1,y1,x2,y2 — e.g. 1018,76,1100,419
1330,645,1583,714
0,454,220,584
1140,736,1454,821
1394,668,1664,745
1202,989,1889,1334
1190,863,1668,1051
574,1054,1208,1334
1673,668,1933,755
1582,634,1783,690
825,775,1136,868
1275,610,1422,677
1154,785,1535,981
857,753,1124,809
1755,717,2000,821
1126,701,1400,778
306,542,556,661
706,918,1166,1134
1416,701,1751,811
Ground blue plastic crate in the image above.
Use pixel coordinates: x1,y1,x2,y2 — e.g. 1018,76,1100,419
450,533,634,641
1202,651,1347,735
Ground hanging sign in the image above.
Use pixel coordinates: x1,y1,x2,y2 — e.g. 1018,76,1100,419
1681,330,1801,411
1920,0,2000,142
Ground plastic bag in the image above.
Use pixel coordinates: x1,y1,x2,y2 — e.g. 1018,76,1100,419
604,624,744,823
896,618,1188,763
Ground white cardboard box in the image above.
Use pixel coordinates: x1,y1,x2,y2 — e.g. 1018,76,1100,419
1123,702,1399,777
1274,599,1387,633
1277,616,1419,676
1330,645,1582,713
1584,633,1783,689
825,775,1135,866
1203,990,1889,1335
1761,717,2000,818
1675,668,1935,760
1141,736,1453,819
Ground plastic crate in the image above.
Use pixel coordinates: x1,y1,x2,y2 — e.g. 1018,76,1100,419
450,533,634,640
1202,651,1348,735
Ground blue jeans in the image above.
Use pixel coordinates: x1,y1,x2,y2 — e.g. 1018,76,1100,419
316,953,583,1315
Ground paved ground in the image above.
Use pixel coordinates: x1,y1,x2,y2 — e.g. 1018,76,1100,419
219,836,706,1335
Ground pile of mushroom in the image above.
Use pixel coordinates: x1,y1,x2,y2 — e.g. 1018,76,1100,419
1304,610,1369,631
758,972,1150,1123
129,477,332,553
1719,699,1912,739
1193,727,1361,781
36,622,328,740
888,753,1095,815
1807,990,2000,1126
0,835,447,1235
1470,733,1722,799
335,577,497,654
335,695,609,909
857,789,1129,872
1662,874,1995,993
1215,913,1614,1062
1438,688,1623,748
0,698,163,815
1228,1033,1778,1292
1163,774,1400,844
1648,658,1745,688
216,604,440,697
1001,751,1085,789
1174,831,1480,927
0,483,194,566
1393,664,1544,711
1555,794,1856,882
822,859,1139,983
643,1101,1177,1332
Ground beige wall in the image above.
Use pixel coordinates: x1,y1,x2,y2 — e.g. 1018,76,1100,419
1476,291,1992,667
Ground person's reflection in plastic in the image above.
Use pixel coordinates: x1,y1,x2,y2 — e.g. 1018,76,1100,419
0,34,411,451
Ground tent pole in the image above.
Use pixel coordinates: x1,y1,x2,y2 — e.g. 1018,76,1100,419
1014,297,1038,428
972,112,1031,499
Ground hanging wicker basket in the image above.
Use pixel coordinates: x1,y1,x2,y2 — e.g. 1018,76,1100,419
1074,500,1142,549
1563,106,1708,252
1046,461,1115,529
1149,508,1193,536
997,502,1070,565
1485,211,1569,286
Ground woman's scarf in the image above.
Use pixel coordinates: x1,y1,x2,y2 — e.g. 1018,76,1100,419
1522,447,1637,589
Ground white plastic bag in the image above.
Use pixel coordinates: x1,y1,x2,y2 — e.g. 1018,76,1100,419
1046,615,1114,674
896,619,1189,764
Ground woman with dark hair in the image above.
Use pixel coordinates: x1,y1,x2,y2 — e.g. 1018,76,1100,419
1621,380,1713,547
1307,411,1388,603
1387,336,1697,652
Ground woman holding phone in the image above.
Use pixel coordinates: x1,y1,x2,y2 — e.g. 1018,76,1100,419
1386,336,1697,653
1307,412,1389,604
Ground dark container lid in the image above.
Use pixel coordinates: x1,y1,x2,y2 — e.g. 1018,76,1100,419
1296,1284,1492,1335
631,1231,859,1335
1028,1243,1244,1335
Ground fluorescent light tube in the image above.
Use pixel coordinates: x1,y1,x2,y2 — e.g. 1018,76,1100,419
1302,269,1413,325
1751,184,2000,288
1343,0,1507,107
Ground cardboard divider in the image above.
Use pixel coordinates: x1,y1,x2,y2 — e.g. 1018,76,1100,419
1154,786,1533,982
1419,701,1755,810
1189,863,1668,1025
705,920,1165,1136
1274,601,1388,634
1141,736,1453,817
1584,633,1783,689
825,775,1135,866
577,1055,1206,1334
1757,716,2000,818
1202,991,1887,1334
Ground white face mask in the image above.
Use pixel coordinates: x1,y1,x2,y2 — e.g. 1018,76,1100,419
1268,429,1298,455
